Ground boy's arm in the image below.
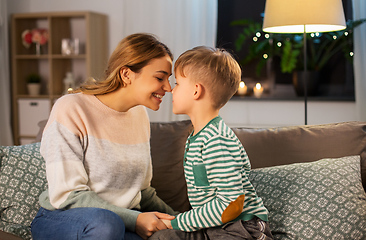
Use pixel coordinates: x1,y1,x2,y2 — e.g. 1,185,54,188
171,136,246,232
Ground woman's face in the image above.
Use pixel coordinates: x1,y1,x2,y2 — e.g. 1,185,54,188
131,55,172,111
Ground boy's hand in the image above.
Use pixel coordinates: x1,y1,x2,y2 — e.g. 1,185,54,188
135,212,175,239
161,219,173,229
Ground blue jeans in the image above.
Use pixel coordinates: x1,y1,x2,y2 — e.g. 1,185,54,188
31,207,142,240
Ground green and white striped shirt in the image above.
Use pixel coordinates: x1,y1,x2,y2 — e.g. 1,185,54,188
171,116,268,232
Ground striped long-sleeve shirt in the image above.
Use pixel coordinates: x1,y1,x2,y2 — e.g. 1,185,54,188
171,116,268,232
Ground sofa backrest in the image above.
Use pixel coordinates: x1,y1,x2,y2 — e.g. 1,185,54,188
232,122,366,190
35,120,366,212
149,121,366,213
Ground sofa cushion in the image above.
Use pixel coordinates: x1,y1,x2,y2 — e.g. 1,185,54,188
0,143,47,240
249,155,366,240
150,120,193,213
232,121,366,191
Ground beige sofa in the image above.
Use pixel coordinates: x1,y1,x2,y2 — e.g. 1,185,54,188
1,120,366,239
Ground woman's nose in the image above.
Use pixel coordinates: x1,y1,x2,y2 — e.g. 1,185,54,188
163,79,172,92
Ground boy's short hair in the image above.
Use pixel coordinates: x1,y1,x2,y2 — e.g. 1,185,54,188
174,46,241,109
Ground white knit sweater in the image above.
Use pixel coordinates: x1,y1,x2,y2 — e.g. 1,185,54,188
39,93,161,231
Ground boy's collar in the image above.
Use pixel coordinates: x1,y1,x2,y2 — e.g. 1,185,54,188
190,116,222,138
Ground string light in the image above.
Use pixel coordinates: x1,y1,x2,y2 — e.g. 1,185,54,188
253,37,258,42
256,32,261,37
315,32,320,37
333,35,337,40
277,42,282,47
344,32,349,36
310,33,315,37
265,34,270,39
263,54,268,59
350,52,354,57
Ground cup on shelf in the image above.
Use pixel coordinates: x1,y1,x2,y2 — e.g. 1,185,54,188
61,38,80,55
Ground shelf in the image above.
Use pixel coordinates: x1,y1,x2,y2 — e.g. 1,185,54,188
11,11,108,145
231,95,355,102
16,95,50,99
15,54,87,59
52,54,86,59
15,55,49,59
231,84,355,102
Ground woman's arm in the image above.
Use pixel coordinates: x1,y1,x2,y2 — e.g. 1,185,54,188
140,186,180,215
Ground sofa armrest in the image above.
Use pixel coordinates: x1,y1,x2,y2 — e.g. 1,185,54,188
0,230,23,240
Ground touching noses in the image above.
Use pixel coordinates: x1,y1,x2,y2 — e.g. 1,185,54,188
162,78,172,92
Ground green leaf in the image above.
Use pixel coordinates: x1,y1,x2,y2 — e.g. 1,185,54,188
281,41,300,73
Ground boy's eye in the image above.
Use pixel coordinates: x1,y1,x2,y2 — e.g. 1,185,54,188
156,77,163,81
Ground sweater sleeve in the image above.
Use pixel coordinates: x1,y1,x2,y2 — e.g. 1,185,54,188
171,136,245,232
140,186,180,215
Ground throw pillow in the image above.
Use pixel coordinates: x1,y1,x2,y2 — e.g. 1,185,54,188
0,143,47,240
249,155,366,240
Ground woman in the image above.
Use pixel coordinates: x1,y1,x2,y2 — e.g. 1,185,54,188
31,33,177,240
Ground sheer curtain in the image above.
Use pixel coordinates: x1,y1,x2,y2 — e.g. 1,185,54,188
0,0,14,145
353,0,366,121
122,0,218,122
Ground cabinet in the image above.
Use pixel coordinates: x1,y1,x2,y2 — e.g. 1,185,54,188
11,11,108,145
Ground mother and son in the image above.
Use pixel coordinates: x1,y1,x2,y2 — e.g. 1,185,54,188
30,33,274,240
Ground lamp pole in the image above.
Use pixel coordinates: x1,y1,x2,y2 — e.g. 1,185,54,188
262,0,346,126
303,25,307,125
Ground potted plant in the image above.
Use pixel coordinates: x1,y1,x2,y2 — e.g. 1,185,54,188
26,73,41,96
231,18,366,96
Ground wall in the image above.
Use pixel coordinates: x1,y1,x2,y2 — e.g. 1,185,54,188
220,100,356,128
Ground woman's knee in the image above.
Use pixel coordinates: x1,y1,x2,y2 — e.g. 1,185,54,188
84,208,125,239
31,207,125,240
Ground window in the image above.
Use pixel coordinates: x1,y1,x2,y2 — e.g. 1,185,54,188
217,0,355,100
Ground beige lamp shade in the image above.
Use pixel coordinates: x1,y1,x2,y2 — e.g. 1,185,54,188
263,0,346,33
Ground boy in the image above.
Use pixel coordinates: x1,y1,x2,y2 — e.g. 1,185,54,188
151,46,273,239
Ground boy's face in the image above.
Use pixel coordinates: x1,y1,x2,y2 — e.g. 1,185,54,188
171,71,195,115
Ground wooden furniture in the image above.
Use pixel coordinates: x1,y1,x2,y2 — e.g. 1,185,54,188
11,11,108,145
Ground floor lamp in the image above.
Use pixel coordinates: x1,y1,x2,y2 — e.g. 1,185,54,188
262,0,346,125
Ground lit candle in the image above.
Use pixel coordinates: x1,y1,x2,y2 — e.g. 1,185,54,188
237,81,247,95
253,83,263,98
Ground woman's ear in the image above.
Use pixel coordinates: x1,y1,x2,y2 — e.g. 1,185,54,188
193,84,204,100
119,67,133,85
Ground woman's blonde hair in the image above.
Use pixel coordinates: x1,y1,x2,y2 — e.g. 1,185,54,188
75,33,173,94
174,46,241,109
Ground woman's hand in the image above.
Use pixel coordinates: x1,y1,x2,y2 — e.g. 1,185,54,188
135,212,175,239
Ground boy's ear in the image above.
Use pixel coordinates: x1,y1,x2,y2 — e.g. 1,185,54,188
193,83,204,100
119,67,133,85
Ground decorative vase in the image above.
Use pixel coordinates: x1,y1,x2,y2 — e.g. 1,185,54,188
35,43,41,55
63,72,76,94
27,83,41,96
293,71,320,96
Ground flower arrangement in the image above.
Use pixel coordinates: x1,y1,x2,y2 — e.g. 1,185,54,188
22,28,49,48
